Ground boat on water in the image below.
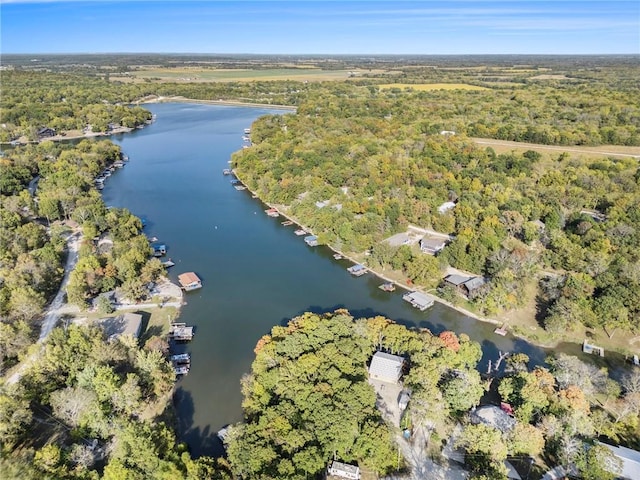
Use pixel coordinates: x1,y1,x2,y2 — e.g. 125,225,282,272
379,282,396,292
265,208,279,217
333,253,343,260
174,365,190,376
294,229,307,236
281,220,294,226
222,168,232,175
234,185,247,191
244,128,251,134
162,259,175,268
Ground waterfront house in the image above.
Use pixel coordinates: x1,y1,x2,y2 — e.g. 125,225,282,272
178,272,202,291
100,312,143,342
368,351,405,384
419,236,447,254
327,460,361,480
444,274,486,297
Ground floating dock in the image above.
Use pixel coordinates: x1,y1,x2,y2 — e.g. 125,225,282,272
162,259,175,268
304,235,318,246
178,272,202,291
169,323,194,341
347,264,367,276
333,253,343,260
379,282,396,292
494,326,508,336
402,291,435,311
281,220,294,226
265,208,279,217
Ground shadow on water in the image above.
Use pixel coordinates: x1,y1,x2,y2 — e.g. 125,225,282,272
174,386,224,458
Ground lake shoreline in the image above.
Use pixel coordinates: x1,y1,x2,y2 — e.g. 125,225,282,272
138,95,297,111
230,172,547,338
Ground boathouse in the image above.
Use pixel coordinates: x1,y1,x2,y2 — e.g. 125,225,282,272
368,351,405,384
178,272,202,291
347,264,367,276
402,291,435,311
152,243,167,256
304,235,318,246
327,460,361,480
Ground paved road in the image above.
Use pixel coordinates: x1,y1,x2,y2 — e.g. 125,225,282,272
7,232,81,384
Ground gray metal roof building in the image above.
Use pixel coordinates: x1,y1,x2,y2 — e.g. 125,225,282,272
368,351,405,384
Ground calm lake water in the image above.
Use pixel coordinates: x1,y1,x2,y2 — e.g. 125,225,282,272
102,102,556,457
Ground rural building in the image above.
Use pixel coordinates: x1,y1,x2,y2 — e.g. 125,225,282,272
470,405,516,433
178,272,202,291
419,236,447,254
101,312,143,341
599,442,640,480
444,274,486,297
37,127,56,138
327,460,361,480
369,351,405,384
385,232,411,247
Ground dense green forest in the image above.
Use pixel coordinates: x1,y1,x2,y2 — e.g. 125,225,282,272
226,311,638,480
234,87,640,341
0,139,165,373
1,58,639,478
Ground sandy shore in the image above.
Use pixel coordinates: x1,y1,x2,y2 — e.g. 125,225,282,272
232,170,504,330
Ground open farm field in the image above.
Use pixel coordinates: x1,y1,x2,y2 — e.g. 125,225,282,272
119,67,380,82
471,137,640,159
378,82,488,91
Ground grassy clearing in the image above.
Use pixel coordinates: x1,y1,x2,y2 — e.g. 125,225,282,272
472,137,640,159
378,83,488,91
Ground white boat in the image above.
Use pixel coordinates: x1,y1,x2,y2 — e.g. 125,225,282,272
294,229,307,236
170,353,191,364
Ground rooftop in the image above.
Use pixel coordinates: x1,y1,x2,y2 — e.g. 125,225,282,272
178,272,201,286
369,351,405,384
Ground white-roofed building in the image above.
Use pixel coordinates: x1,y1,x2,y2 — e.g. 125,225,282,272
368,351,405,384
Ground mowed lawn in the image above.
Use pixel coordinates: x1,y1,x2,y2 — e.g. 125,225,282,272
378,82,488,91
125,68,378,82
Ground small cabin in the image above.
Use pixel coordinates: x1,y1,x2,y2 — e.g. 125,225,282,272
178,272,202,291
37,127,56,138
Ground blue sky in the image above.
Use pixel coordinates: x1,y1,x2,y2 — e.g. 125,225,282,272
1,1,638,55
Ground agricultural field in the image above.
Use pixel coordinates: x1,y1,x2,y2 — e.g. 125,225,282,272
112,67,382,83
378,82,488,91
